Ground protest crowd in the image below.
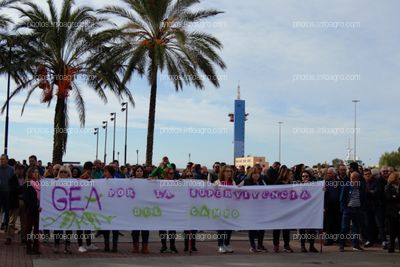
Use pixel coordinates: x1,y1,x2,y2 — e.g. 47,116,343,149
0,154,399,255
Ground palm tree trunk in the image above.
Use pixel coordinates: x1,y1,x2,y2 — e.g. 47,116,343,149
52,96,67,164
145,58,158,166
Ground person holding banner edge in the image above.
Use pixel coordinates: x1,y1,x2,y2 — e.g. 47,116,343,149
53,165,73,254
102,165,120,252
214,165,236,253
272,165,294,253
299,169,319,253
130,165,150,254
243,167,267,253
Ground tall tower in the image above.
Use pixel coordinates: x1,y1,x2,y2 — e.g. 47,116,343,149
229,84,248,162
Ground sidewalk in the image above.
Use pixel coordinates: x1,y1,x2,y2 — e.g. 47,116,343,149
0,230,394,267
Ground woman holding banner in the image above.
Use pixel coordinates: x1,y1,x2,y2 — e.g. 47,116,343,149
158,167,179,253
243,167,267,253
130,165,150,254
298,170,319,253
53,166,73,254
23,166,41,255
272,165,294,253
214,165,236,253
102,165,120,252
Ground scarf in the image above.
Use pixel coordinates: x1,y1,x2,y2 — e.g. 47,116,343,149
30,179,41,200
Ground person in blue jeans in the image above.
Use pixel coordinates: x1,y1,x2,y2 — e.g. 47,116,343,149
339,171,366,252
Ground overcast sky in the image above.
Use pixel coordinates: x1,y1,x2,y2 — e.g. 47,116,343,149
0,0,399,167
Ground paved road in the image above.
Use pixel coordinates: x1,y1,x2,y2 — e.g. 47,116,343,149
33,252,399,267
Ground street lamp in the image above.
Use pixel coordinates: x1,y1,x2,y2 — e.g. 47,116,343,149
136,149,139,165
188,153,191,162
102,121,108,164
3,39,12,156
121,102,128,165
110,112,116,161
278,122,283,163
352,100,360,161
117,151,120,162
94,128,99,160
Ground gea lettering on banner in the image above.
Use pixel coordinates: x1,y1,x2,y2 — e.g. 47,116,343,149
40,179,324,230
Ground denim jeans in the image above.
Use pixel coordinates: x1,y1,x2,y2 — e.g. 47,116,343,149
340,207,362,247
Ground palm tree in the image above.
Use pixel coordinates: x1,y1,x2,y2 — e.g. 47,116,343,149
101,0,226,165
0,0,18,29
2,0,133,164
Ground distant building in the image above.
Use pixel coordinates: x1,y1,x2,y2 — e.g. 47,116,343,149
235,156,269,169
229,84,249,162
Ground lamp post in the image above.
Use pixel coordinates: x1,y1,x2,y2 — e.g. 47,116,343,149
3,41,12,155
121,102,128,165
136,149,139,165
278,121,283,163
102,121,108,164
352,100,360,161
94,128,99,160
110,112,116,161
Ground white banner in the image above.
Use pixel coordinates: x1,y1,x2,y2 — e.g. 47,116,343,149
39,179,324,230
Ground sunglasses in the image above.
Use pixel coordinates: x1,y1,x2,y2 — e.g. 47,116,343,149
60,171,68,174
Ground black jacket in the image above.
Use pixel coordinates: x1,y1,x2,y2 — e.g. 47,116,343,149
8,175,24,209
265,167,279,185
384,184,400,219
23,181,40,215
365,177,382,210
243,178,266,186
340,182,366,212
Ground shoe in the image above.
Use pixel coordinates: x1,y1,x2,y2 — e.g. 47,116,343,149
218,246,226,253
64,245,72,254
78,246,87,253
388,248,395,253
283,245,293,253
5,238,11,245
257,245,268,252
160,245,168,253
53,244,60,254
170,246,178,254
132,242,139,253
32,250,42,255
111,245,118,253
352,246,364,251
364,241,373,248
86,244,99,251
184,247,189,252
224,245,234,253
382,241,388,250
309,246,318,253
301,246,308,253
339,246,345,252
273,245,279,253
141,243,149,254
249,247,259,253
191,247,198,252
104,245,110,252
